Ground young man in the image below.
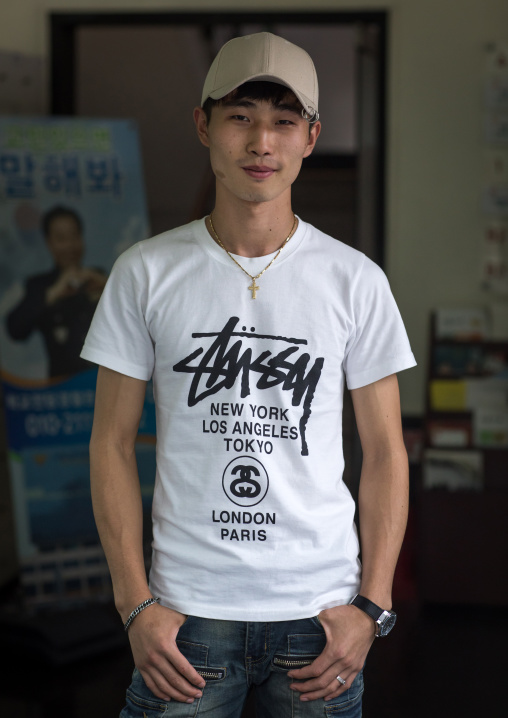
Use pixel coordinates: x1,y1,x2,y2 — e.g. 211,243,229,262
82,33,416,717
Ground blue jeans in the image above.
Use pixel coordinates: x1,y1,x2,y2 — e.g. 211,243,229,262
120,615,364,717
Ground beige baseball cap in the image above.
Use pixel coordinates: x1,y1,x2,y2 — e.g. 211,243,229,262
201,32,319,120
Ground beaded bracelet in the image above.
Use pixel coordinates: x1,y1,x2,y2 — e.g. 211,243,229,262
123,597,160,632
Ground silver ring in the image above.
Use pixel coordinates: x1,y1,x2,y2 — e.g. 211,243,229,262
336,675,346,686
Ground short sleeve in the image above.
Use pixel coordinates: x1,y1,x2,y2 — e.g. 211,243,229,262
344,256,416,390
80,244,154,380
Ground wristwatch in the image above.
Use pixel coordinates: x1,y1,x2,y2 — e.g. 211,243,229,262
349,594,397,637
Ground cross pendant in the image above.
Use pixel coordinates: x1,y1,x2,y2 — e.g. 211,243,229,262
248,279,260,299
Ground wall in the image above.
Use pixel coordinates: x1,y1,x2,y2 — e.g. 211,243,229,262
2,0,507,415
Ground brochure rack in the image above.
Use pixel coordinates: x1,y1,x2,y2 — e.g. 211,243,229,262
417,313,508,604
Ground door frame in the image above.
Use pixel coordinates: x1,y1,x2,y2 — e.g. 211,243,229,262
50,9,388,266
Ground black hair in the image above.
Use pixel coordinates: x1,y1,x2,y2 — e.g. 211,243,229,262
202,81,305,125
42,206,83,239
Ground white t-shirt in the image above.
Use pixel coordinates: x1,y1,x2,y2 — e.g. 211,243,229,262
81,217,416,621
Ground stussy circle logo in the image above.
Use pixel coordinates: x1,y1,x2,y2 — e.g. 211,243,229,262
222,456,269,507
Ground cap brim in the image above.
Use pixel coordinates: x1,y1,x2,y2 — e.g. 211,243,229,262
204,74,316,117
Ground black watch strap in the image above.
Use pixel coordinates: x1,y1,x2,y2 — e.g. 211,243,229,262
349,594,397,637
349,594,385,622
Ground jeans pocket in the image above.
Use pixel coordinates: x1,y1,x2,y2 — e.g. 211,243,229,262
309,615,323,629
177,639,227,683
324,670,364,716
122,669,168,717
176,639,208,666
272,628,326,673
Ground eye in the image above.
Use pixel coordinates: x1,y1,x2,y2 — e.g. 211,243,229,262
276,118,296,126
230,114,249,122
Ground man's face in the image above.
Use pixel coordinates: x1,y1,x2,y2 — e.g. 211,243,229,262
194,94,321,206
46,216,84,270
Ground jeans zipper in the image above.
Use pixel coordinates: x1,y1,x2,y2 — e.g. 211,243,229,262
273,656,315,669
195,668,225,680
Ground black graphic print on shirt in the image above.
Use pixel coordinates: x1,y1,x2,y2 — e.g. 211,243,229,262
215,455,273,542
222,455,269,507
173,316,324,456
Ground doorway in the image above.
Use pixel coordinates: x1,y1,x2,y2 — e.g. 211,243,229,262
51,11,387,262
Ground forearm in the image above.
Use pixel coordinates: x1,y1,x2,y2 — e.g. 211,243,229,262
357,446,409,608
90,436,151,622
289,450,404,699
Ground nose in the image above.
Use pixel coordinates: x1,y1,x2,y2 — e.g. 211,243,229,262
247,122,273,156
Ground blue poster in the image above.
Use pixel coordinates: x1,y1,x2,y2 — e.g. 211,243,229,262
0,118,153,607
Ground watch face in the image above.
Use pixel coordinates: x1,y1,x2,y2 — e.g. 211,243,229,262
377,611,397,637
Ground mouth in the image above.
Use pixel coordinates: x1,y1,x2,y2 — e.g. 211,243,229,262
242,165,276,179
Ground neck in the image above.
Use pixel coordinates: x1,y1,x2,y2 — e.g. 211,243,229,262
207,194,296,258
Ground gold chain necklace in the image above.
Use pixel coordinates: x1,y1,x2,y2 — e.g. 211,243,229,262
208,213,298,299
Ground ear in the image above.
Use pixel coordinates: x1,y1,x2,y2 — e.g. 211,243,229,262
303,120,321,159
194,107,210,148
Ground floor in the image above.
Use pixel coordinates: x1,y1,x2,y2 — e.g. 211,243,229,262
0,601,504,717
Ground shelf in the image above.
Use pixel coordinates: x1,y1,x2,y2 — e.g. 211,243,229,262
417,313,508,604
